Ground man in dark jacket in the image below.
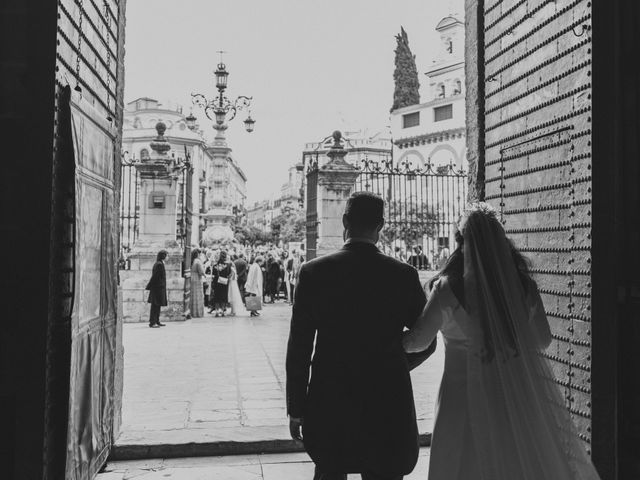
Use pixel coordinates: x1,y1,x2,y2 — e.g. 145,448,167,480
286,192,436,480
145,249,168,327
234,253,248,303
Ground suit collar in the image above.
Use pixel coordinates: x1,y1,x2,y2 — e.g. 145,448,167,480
342,241,380,252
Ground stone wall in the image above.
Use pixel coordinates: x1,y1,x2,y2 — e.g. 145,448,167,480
121,249,185,323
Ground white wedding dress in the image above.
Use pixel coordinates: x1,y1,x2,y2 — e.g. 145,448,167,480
403,204,601,480
228,270,245,315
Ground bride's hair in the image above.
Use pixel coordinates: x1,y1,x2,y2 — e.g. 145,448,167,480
434,208,533,307
433,204,534,362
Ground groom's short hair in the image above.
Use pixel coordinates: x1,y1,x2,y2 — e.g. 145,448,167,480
344,191,384,231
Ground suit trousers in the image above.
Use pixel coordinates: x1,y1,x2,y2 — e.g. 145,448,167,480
149,303,161,326
313,466,402,480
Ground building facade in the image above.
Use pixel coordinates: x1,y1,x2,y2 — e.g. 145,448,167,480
121,97,247,248
390,14,466,171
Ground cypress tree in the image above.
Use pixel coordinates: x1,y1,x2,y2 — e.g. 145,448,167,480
391,27,421,112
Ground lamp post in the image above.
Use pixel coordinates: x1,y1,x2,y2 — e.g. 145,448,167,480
190,53,255,246
191,53,256,133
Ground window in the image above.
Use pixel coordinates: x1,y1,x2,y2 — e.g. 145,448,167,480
149,192,166,209
140,148,150,160
402,112,420,128
200,188,206,213
453,79,462,95
437,84,446,99
434,104,453,122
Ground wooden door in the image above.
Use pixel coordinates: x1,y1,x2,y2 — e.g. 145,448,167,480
481,0,593,450
52,0,126,478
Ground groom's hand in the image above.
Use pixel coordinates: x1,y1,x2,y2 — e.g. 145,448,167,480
289,416,303,442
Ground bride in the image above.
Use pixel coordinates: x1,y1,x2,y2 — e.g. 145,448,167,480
228,263,246,317
403,203,601,480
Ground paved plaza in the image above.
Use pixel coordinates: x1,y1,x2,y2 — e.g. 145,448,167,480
99,450,431,479
117,301,444,448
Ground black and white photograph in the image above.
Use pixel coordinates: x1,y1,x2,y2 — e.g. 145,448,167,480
2,0,639,479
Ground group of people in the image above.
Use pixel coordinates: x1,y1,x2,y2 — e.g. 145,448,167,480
285,192,602,480
189,249,246,318
388,244,450,271
188,246,305,319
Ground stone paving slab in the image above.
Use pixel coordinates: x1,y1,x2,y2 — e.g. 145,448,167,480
117,301,444,452
98,449,431,479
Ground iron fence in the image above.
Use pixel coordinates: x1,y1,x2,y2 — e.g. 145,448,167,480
354,157,467,270
119,159,139,269
304,151,467,269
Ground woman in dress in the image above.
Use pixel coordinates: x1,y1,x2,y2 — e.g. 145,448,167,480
189,248,205,318
227,262,245,317
402,203,601,480
211,250,232,317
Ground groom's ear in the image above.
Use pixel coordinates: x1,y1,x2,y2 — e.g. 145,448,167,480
342,214,350,230
376,219,385,233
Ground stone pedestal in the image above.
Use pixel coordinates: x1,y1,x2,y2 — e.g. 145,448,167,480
316,131,360,257
121,241,184,323
120,121,186,322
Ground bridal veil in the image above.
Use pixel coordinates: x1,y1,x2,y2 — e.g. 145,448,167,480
460,204,600,480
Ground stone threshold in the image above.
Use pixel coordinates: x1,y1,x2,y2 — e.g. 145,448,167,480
110,433,432,461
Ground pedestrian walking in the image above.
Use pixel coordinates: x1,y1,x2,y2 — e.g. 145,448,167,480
145,249,168,328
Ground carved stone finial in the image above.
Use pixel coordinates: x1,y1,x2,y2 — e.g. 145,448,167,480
149,121,171,156
325,130,353,169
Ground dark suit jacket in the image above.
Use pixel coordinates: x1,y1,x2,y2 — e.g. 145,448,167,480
146,261,167,306
285,242,436,476
234,258,248,283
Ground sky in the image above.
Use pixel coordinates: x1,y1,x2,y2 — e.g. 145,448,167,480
124,0,463,202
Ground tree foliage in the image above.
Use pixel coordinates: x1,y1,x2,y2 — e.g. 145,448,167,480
232,217,271,245
380,201,438,246
391,27,421,112
271,209,306,244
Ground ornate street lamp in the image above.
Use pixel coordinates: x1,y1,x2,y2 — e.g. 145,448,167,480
185,112,197,130
244,114,256,133
215,62,229,90
191,52,255,132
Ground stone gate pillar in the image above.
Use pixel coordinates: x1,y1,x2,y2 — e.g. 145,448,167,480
316,131,360,257
121,122,185,322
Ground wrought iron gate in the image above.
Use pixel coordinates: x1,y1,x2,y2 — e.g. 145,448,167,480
354,157,467,269
304,152,467,267
481,0,593,449
119,159,139,266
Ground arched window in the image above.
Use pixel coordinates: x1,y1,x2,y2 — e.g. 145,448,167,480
453,79,462,95
140,148,150,160
437,84,446,98
446,38,453,54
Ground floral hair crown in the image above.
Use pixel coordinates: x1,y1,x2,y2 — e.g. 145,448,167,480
457,202,500,233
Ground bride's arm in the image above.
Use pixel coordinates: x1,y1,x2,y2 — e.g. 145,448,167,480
402,280,445,353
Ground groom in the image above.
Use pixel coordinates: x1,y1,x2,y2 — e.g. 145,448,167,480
286,192,436,480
